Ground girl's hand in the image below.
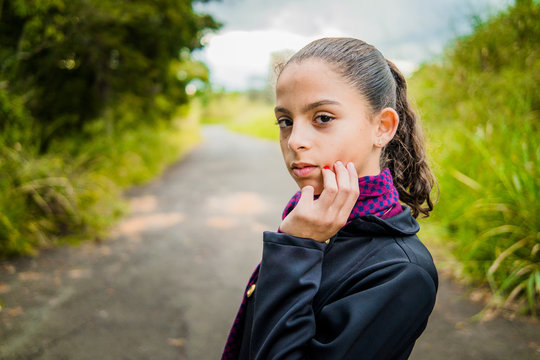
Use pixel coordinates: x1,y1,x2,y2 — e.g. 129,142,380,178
279,161,360,242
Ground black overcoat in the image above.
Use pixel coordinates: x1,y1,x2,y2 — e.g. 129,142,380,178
238,205,438,360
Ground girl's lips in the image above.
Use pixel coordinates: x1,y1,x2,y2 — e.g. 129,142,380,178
292,166,316,177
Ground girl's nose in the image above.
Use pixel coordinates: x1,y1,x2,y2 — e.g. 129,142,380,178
287,121,312,151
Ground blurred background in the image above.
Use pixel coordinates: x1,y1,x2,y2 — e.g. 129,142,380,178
0,0,539,358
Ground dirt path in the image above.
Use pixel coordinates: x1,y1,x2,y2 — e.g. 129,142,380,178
1,125,539,359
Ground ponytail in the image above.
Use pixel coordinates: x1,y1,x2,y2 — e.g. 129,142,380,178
383,60,437,218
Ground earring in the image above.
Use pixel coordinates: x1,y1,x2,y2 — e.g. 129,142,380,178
376,139,383,146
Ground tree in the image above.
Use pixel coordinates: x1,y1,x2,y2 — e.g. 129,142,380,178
0,0,220,151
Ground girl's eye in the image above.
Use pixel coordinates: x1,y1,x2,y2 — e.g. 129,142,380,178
314,114,334,125
275,118,292,129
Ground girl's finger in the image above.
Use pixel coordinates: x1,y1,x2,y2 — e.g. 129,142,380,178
333,161,352,208
347,161,359,186
318,165,338,206
296,185,315,210
336,162,360,219
347,162,360,202
334,161,351,191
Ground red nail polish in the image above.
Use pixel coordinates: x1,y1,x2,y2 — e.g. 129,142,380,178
323,166,330,170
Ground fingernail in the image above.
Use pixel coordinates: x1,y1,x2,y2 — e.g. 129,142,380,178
335,161,343,166
323,166,330,170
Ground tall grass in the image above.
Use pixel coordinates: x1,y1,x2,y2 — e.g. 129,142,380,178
409,0,539,315
0,105,199,257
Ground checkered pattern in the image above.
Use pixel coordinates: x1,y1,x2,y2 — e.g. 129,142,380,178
221,168,401,359
282,168,400,223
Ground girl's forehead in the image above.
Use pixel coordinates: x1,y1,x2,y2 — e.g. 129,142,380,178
276,60,361,103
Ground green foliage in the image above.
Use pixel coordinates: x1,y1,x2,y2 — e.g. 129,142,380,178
197,91,278,141
0,0,218,256
410,0,540,315
0,0,219,151
0,111,200,257
0,86,37,146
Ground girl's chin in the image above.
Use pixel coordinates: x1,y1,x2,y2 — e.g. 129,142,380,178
295,180,323,196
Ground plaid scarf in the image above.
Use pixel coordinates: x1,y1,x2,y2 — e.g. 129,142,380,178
221,168,401,359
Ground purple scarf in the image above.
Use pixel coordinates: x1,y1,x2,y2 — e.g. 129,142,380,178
221,168,401,359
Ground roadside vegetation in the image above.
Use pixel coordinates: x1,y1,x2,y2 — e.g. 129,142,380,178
409,0,539,316
196,89,278,141
197,0,539,315
0,0,219,256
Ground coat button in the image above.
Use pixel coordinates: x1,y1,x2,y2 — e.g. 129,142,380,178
246,284,256,298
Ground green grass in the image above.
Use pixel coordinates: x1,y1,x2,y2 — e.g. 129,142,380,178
408,0,540,315
197,92,278,141
0,106,200,257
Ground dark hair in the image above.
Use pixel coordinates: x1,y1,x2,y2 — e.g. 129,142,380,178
279,37,437,218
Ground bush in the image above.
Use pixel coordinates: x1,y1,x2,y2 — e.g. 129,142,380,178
0,0,219,151
0,0,217,256
0,108,199,257
409,0,540,315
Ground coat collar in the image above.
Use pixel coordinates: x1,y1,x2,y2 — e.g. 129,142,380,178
338,205,419,237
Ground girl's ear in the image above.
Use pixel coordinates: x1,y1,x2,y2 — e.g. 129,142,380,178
374,107,399,147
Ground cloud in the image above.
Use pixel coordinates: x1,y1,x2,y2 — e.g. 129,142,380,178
194,28,347,90
194,0,512,90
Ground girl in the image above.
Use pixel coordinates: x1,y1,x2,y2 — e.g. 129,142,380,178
222,37,438,360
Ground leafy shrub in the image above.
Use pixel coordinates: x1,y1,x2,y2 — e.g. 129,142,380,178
0,0,216,256
0,109,199,257
0,0,219,152
410,0,539,315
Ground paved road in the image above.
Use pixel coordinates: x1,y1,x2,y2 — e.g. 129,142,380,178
1,125,539,359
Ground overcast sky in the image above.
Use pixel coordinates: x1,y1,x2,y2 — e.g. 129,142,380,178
193,0,511,90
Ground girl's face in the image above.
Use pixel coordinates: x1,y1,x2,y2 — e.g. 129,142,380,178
275,59,382,195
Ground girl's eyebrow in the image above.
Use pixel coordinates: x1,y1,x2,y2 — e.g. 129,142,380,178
303,100,341,113
274,106,291,115
274,99,342,115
